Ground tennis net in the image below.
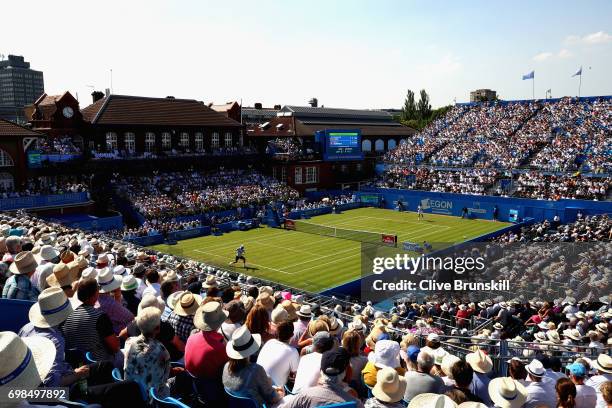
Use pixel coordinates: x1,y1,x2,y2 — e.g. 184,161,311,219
284,219,397,247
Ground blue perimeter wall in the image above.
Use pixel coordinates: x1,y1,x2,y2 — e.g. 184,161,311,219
0,192,90,211
320,188,611,299
357,187,612,224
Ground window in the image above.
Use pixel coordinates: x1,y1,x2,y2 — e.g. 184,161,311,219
362,139,372,152
212,132,220,149
145,132,156,152
0,172,14,190
272,167,277,179
356,163,363,172
180,132,189,148
0,150,14,167
124,132,135,153
306,167,318,183
161,132,171,150
195,133,204,151
387,139,397,150
224,132,232,148
294,167,302,184
105,132,118,151
281,166,287,181
375,139,385,151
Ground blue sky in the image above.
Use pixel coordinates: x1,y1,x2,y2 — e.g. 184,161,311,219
4,0,611,108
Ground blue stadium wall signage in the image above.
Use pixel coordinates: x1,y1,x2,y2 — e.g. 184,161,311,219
315,129,364,161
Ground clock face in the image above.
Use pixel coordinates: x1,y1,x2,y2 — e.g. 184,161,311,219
62,106,74,118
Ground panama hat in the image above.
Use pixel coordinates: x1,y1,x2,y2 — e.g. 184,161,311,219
493,322,504,330
0,332,56,390
534,331,547,342
281,299,298,320
546,331,561,343
96,254,109,265
9,251,38,275
595,322,608,334
163,270,179,283
488,377,528,408
441,353,461,379
167,291,185,310
174,292,202,317
563,328,583,341
113,265,127,276
29,287,73,329
96,267,121,293
81,267,97,280
226,326,262,359
256,292,275,311
296,304,312,318
458,403,488,408
328,316,344,334
466,349,493,374
373,367,407,403
408,393,457,408
194,301,228,332
46,262,78,288
39,245,59,262
239,295,255,312
525,359,545,377
259,285,274,296
37,233,55,246
121,275,138,291
434,347,449,366
271,305,289,324
591,354,612,374
202,275,218,289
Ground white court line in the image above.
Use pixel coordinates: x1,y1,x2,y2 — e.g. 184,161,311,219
356,215,452,229
200,230,287,252
295,251,361,273
276,246,356,270
193,248,294,275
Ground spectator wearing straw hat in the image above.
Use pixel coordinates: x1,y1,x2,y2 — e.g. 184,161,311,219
364,339,406,388
467,349,493,406
31,245,59,292
18,287,91,387
525,359,557,408
185,301,229,379
0,332,56,408
95,267,134,335
2,251,39,300
223,325,284,407
46,262,78,298
488,377,528,408
121,275,140,315
365,367,408,408
586,354,612,408
167,291,201,343
291,304,312,347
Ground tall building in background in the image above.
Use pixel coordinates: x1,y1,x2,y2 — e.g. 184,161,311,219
0,55,45,123
470,89,497,102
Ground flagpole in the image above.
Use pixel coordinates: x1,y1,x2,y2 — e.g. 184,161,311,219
578,73,582,98
532,76,535,100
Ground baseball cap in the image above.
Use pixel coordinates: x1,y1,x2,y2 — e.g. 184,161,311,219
321,347,350,376
407,345,420,362
566,362,586,377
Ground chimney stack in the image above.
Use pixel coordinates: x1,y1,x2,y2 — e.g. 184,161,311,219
91,91,105,103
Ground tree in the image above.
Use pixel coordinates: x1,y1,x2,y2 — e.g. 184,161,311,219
401,89,417,121
417,89,432,120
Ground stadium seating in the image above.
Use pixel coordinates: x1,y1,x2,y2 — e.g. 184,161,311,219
0,299,34,332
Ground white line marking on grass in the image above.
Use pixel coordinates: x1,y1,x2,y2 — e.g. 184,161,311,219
200,230,287,252
277,247,356,270
193,249,294,275
294,251,361,273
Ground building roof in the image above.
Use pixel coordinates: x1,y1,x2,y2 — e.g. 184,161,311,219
280,105,393,120
0,119,42,137
81,94,242,127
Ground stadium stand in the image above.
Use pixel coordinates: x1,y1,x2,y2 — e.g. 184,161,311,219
0,212,609,407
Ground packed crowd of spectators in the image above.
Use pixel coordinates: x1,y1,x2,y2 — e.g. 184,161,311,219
0,175,90,199
514,172,609,201
0,213,610,408
380,97,611,201
114,169,300,222
37,136,82,155
491,213,611,243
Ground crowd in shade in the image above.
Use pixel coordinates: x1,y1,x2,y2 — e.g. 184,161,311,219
491,213,611,243
113,169,300,221
91,146,258,160
0,213,610,408
37,136,82,155
267,138,310,160
0,175,90,198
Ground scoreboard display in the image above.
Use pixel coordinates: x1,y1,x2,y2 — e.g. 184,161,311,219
316,129,364,161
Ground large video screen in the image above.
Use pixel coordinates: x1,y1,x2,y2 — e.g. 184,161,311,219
321,130,363,161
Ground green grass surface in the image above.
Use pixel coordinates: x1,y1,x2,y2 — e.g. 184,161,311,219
151,208,510,293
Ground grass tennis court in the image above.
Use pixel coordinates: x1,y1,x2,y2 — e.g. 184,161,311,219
150,208,510,293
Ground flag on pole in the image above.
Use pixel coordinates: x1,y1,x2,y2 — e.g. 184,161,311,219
522,71,534,80
572,67,582,77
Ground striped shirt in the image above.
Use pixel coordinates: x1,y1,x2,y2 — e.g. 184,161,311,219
62,303,115,362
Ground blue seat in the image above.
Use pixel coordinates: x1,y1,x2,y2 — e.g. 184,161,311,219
111,368,123,382
84,351,96,363
315,402,357,408
149,387,190,408
189,372,227,406
224,387,267,408
0,299,34,332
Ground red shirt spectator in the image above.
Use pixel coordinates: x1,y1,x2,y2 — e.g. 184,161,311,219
185,329,228,378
